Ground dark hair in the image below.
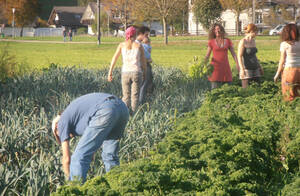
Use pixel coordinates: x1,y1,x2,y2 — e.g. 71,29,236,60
208,23,226,40
137,26,150,35
281,24,299,43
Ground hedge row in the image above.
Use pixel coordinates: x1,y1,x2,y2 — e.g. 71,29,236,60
54,81,300,195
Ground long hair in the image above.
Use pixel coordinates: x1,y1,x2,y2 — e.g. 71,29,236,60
281,24,299,43
208,23,226,40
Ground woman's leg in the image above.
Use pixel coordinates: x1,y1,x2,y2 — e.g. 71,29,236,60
242,79,249,88
121,73,131,109
131,72,142,112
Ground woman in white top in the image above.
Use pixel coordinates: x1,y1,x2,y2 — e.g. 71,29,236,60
108,26,147,112
274,24,300,101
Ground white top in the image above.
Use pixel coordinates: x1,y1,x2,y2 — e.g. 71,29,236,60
280,41,300,68
121,47,142,73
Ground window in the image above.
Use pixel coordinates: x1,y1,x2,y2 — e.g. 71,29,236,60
221,21,226,28
255,12,263,24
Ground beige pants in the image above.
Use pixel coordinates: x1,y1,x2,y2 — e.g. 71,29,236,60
121,72,142,112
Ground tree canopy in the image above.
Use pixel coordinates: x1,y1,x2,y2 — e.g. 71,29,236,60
0,0,40,27
219,0,251,35
192,0,223,30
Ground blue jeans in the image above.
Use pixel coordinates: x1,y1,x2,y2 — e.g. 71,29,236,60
69,97,129,182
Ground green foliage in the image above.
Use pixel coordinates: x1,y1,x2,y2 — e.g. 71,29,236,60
281,174,300,196
192,0,223,30
0,66,209,195
0,45,30,82
76,27,88,35
55,66,299,195
188,56,214,79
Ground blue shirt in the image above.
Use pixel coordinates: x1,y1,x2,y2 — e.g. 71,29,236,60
58,93,112,143
142,43,152,60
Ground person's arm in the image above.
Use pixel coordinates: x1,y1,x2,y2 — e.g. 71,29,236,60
274,50,286,82
237,39,245,76
108,43,122,82
140,45,147,80
205,45,212,63
229,41,239,72
61,140,71,179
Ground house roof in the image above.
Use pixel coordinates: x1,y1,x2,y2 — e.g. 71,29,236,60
80,2,122,25
48,6,86,27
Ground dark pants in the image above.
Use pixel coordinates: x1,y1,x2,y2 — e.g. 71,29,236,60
139,63,154,104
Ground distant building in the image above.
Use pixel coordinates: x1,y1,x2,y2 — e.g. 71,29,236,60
48,6,86,29
80,2,123,35
188,0,300,35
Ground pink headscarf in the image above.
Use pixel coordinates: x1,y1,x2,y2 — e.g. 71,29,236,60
125,26,136,41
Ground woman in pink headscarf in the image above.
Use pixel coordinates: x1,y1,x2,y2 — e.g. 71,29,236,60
108,26,147,113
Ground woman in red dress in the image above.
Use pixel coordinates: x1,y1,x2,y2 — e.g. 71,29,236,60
205,23,239,89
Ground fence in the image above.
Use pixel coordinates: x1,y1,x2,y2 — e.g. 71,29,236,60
188,28,239,36
1,27,64,37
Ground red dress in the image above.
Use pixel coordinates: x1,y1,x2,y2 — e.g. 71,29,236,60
207,38,233,82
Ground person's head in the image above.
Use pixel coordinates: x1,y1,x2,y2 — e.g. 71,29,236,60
142,37,151,45
281,24,299,43
125,26,137,41
209,23,225,39
136,26,150,41
244,23,258,37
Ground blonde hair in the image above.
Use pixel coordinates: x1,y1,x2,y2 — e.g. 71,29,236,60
244,23,258,34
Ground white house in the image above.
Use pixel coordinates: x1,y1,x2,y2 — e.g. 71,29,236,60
188,0,300,35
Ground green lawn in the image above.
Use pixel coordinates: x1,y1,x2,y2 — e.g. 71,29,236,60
1,35,280,42
1,37,281,72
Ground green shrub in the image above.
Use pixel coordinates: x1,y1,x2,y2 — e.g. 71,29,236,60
0,45,30,82
55,81,300,195
0,66,209,195
76,27,88,35
0,46,17,81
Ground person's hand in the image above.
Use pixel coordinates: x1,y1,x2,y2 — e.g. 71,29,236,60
274,72,280,82
240,69,245,78
260,67,264,75
107,74,113,82
236,64,240,73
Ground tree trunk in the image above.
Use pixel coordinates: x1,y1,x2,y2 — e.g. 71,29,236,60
236,12,240,36
124,0,128,30
163,16,168,45
20,26,24,37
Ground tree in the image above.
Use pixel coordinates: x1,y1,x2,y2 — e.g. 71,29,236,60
0,0,40,36
92,11,110,35
102,0,133,31
192,0,223,31
280,4,294,22
130,1,160,27
219,0,251,35
131,0,187,45
77,0,96,6
263,6,279,27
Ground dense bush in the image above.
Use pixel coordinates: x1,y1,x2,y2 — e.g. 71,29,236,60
0,65,209,195
0,45,30,82
55,82,300,195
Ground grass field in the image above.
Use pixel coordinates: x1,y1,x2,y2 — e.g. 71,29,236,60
1,35,280,42
0,36,281,73
1,36,298,195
